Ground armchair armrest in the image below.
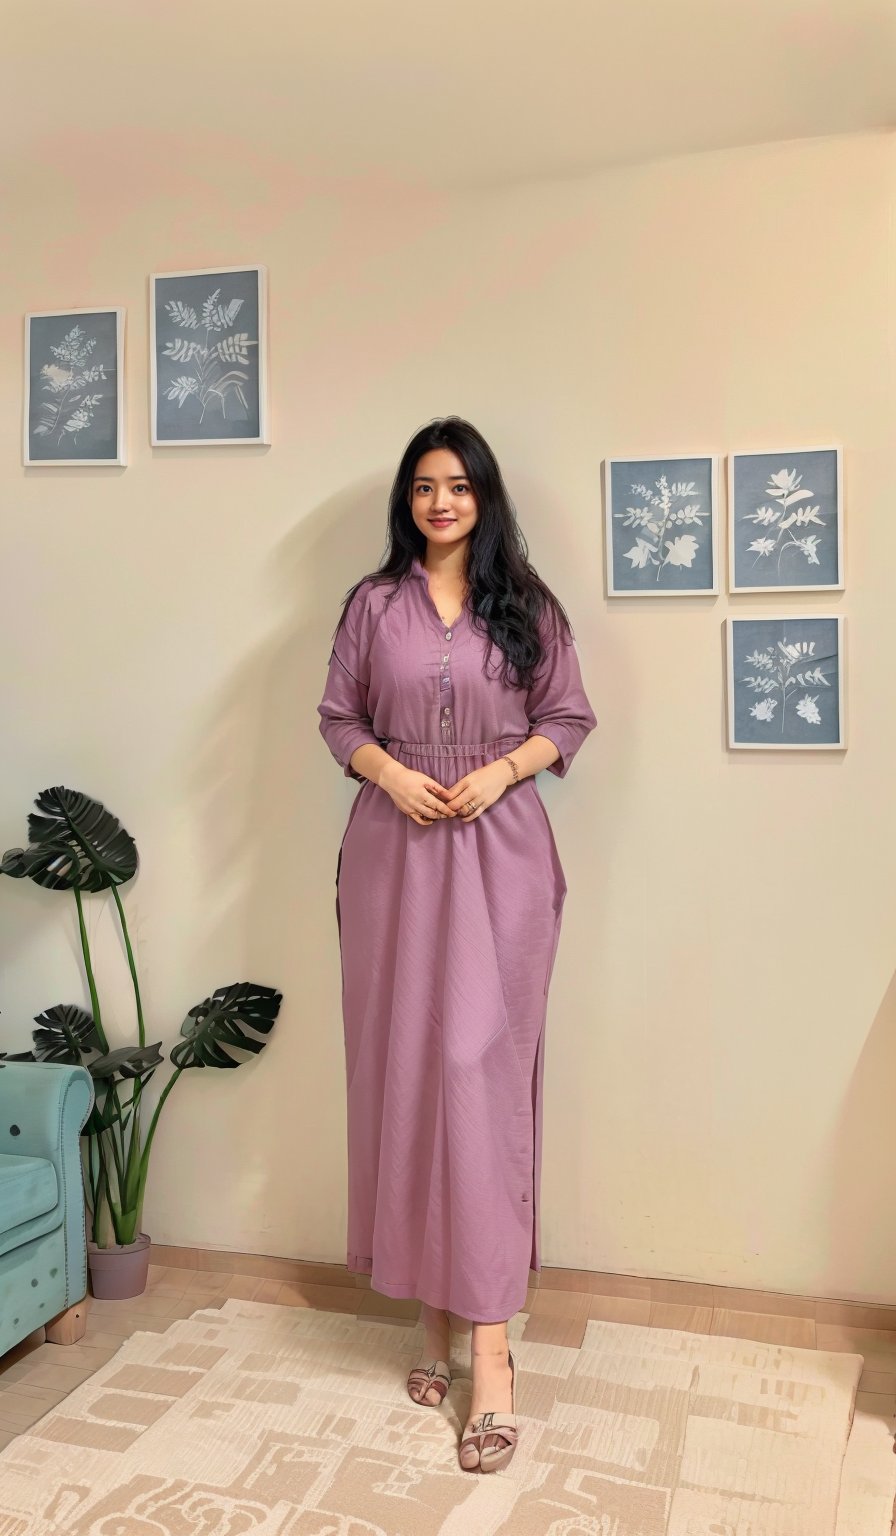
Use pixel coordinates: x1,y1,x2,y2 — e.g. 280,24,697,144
0,1062,94,1305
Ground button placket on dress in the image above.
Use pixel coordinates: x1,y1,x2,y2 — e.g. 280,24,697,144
440,630,453,736
411,558,462,744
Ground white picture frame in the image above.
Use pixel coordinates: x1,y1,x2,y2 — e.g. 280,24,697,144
602,454,720,596
149,263,269,446
23,307,126,467
726,614,847,750
727,446,844,593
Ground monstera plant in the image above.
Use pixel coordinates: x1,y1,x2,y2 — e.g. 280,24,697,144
1,786,282,1294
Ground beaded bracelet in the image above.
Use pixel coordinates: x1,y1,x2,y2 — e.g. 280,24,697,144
503,754,520,783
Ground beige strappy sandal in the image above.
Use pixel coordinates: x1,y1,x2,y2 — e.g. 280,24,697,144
406,1357,452,1405
458,1348,518,1473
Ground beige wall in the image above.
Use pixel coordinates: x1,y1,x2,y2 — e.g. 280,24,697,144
2,128,894,1303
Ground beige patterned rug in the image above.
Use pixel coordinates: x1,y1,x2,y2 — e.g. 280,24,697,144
0,1296,893,1534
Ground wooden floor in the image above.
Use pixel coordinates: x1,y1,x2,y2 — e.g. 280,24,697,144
2,1258,895,1461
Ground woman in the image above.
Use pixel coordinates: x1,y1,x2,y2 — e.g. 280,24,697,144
317,416,597,1473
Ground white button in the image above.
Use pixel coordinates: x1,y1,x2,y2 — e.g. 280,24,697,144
443,707,450,715
445,630,452,639
442,654,449,662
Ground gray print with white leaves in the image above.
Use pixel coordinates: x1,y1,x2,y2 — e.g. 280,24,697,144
615,474,708,580
741,638,830,735
161,286,257,426
731,449,840,589
32,323,108,446
740,467,826,575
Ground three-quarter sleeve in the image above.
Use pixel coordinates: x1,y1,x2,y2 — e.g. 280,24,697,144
524,604,597,778
317,584,382,782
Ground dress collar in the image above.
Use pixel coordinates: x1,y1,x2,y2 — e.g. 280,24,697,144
409,552,469,627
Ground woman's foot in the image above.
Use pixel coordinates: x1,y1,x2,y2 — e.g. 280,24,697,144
458,1322,514,1469
467,1343,513,1421
407,1303,451,1405
459,1343,518,1472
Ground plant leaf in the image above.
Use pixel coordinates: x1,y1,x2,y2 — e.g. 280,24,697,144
5,787,138,892
90,1043,164,1082
31,1003,101,1063
171,982,282,1071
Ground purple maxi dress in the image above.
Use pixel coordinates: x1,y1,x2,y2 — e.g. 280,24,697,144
317,554,597,1322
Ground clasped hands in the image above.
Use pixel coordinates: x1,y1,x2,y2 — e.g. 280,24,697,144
379,758,513,827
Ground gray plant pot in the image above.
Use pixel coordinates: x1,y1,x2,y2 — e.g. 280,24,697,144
87,1232,151,1299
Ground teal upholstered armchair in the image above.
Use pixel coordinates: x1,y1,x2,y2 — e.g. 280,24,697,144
0,1062,95,1357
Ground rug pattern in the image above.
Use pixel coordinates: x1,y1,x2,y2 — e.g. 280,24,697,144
0,1297,891,1534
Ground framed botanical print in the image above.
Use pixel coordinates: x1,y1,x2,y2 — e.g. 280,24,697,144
603,455,719,595
24,307,126,466
149,264,269,446
728,446,843,592
726,614,846,749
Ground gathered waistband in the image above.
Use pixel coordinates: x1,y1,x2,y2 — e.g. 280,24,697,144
383,734,528,758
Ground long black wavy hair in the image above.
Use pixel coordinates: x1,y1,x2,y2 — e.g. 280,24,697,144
330,416,574,691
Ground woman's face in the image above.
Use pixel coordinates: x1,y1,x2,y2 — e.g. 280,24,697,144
408,447,479,554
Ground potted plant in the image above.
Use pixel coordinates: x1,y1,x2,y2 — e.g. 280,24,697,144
1,786,282,1299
